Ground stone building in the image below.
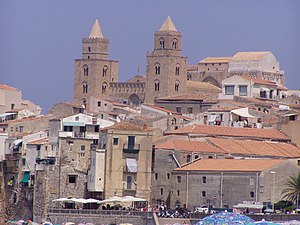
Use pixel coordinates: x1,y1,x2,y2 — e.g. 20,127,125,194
145,16,187,104
188,51,285,89
97,122,153,201
73,20,145,111
172,159,300,210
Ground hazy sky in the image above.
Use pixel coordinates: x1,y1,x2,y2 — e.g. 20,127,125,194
0,0,299,113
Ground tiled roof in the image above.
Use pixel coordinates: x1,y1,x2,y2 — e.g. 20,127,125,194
241,76,277,86
207,138,300,158
104,121,151,132
165,124,290,141
0,115,50,125
199,57,232,64
232,52,270,61
208,107,238,112
0,84,20,92
186,81,221,91
155,140,224,153
143,104,181,115
27,138,48,145
175,158,285,172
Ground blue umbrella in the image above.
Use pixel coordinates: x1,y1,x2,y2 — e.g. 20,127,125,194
196,211,254,225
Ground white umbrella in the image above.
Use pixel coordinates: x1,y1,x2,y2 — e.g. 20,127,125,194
71,198,87,204
120,196,147,202
98,196,124,204
85,198,100,203
52,198,74,203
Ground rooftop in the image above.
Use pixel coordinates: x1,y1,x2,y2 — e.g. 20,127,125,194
165,124,290,141
241,76,277,86
159,16,177,32
103,121,151,132
199,57,232,64
0,84,20,92
231,51,271,61
89,19,104,38
176,158,285,172
27,138,48,145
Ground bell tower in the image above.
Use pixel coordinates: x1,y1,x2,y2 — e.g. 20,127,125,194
73,19,119,111
145,16,187,103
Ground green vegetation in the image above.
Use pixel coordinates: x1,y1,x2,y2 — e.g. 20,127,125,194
281,173,300,208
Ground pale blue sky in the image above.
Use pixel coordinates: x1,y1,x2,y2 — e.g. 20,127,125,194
0,0,299,113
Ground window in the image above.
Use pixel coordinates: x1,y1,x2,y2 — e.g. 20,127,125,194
68,175,77,184
37,145,41,151
195,155,199,160
126,176,133,189
159,39,165,49
154,80,160,92
102,82,107,94
75,116,79,121
250,191,255,198
176,107,181,113
177,176,181,183
83,65,88,76
19,126,24,132
64,126,73,132
11,103,15,110
202,176,207,184
103,66,108,77
83,83,88,93
155,173,158,180
155,64,161,75
202,191,206,197
172,39,177,49
167,173,170,179
187,107,193,114
88,46,91,52
177,190,180,196
175,81,180,92
22,158,26,166
160,188,164,195
81,145,85,152
239,85,247,96
175,65,180,75
225,85,234,95
113,138,119,145
98,101,101,107
128,136,135,149
187,155,191,163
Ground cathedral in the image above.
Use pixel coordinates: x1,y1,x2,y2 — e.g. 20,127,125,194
73,17,285,112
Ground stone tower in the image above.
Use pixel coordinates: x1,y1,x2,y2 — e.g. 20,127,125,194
145,16,187,103
73,19,118,111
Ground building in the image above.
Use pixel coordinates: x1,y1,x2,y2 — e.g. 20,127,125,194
145,16,187,103
172,159,300,210
73,20,145,111
97,122,153,201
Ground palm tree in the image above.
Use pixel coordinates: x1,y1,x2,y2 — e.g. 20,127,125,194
281,173,300,208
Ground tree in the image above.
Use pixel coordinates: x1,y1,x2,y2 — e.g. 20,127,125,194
281,173,300,208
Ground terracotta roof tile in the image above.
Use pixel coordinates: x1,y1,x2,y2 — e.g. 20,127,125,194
103,121,151,132
0,115,50,125
241,76,277,86
142,104,181,115
176,158,285,172
155,140,224,153
207,138,300,158
199,57,232,64
27,138,48,145
0,84,20,92
232,52,270,61
165,124,290,141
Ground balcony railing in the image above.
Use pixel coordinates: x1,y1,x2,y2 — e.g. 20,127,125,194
123,143,140,154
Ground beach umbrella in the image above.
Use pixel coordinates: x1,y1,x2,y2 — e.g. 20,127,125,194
62,222,75,225
42,222,53,225
85,198,100,203
97,196,124,204
196,211,254,225
52,198,74,203
120,196,147,202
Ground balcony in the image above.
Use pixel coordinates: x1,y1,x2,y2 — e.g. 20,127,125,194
123,143,140,154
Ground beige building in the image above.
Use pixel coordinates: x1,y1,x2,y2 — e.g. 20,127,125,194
98,122,153,201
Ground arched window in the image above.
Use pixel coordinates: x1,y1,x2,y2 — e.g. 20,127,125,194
83,65,88,76
102,82,108,94
88,46,91,52
175,64,180,75
154,80,160,92
172,39,178,49
155,64,161,75
202,176,207,184
175,80,180,92
159,38,165,49
82,82,88,93
103,65,108,77
82,99,87,109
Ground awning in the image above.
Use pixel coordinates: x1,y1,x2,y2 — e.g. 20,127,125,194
12,139,23,151
20,171,30,183
0,112,17,118
231,108,257,119
208,114,217,122
281,113,298,117
63,121,85,126
126,158,137,173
